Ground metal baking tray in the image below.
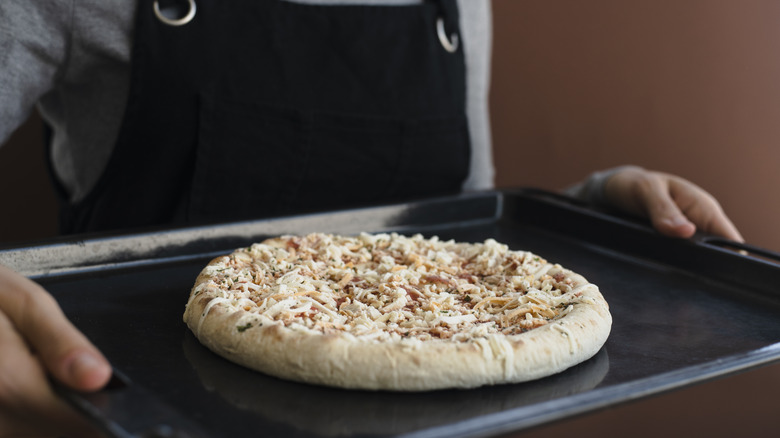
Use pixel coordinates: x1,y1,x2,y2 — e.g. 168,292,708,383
3,189,780,438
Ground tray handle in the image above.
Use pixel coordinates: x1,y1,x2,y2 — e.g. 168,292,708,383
53,369,207,438
520,188,780,267
699,237,780,266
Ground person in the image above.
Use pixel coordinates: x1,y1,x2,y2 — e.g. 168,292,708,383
0,0,742,435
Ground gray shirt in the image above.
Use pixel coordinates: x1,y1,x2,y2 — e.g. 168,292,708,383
0,0,494,203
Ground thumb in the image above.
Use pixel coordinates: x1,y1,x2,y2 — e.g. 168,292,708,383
0,265,112,391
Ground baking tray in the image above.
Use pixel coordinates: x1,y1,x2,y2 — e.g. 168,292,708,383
3,189,780,437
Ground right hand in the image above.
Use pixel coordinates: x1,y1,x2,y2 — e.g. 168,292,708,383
603,167,743,241
0,264,112,436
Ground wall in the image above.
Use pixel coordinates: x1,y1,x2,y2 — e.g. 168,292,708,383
490,0,780,252
489,1,780,435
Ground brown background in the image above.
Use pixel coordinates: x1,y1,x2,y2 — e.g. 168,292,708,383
490,0,780,253
1,0,778,436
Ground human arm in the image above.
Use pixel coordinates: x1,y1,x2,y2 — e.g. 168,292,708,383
0,1,70,145
0,1,114,433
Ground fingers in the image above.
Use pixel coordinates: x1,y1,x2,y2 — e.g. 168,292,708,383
0,265,112,391
0,302,102,437
604,167,744,241
0,265,111,435
632,172,698,239
666,176,744,242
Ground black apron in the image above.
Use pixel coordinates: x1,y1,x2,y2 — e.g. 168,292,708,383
57,0,470,234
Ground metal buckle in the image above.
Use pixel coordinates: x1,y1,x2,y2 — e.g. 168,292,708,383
436,17,459,53
154,0,197,27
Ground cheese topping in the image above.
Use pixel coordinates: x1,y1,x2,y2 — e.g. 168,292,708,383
195,233,590,343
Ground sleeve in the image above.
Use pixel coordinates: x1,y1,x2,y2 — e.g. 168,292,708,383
0,0,72,146
563,165,641,206
458,0,494,191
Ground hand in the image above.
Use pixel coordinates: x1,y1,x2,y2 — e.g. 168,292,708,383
603,167,743,241
0,264,111,437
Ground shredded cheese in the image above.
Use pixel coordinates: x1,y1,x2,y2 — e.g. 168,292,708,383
198,233,591,342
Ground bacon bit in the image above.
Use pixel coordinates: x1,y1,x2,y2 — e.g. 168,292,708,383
335,297,348,309
457,273,476,283
553,272,566,282
286,238,301,250
303,308,320,319
424,275,454,286
402,285,423,301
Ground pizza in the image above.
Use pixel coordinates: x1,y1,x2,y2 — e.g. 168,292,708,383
183,232,611,391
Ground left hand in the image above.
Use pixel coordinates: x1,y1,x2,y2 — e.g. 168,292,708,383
0,265,110,437
603,167,743,242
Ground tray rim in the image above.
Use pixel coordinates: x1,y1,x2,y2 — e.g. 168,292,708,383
0,190,502,278
404,343,780,438
15,188,780,437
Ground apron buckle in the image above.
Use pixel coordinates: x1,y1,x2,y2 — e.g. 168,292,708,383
154,0,197,27
436,17,459,53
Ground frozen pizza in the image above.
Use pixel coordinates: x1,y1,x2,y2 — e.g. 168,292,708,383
183,232,611,391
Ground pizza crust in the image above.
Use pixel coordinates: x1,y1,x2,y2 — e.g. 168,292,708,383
183,233,611,391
